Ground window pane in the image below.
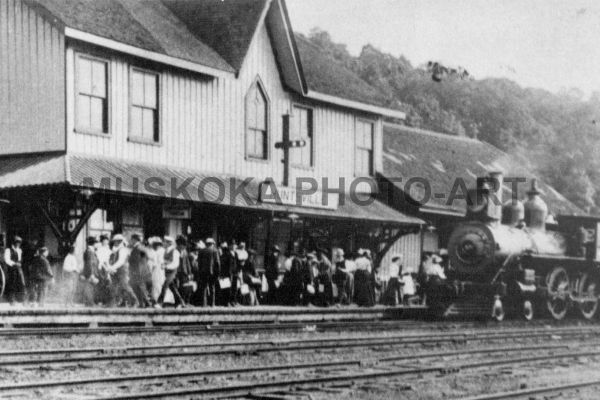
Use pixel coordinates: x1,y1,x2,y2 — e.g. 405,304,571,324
247,101,256,130
144,73,157,109
91,60,106,98
131,106,143,137
302,137,311,166
256,130,264,158
358,123,366,147
90,97,104,132
246,82,268,158
76,95,90,129
299,109,308,137
362,122,373,149
255,95,266,131
131,71,144,106
142,108,155,140
77,57,92,95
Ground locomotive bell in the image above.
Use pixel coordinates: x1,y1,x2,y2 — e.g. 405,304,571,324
524,179,548,231
502,199,524,227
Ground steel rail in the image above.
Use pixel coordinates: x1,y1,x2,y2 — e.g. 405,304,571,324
458,379,600,400
89,349,600,400
0,324,591,357
0,344,569,392
1,326,598,367
0,319,451,337
0,317,589,337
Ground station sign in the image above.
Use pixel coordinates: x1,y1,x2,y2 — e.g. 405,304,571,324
162,205,192,220
259,182,339,210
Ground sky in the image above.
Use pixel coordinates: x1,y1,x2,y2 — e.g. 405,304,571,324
286,0,600,96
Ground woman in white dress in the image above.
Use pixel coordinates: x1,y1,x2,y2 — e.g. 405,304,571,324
147,237,165,302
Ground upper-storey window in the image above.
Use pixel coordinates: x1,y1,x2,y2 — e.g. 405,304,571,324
130,68,160,143
355,119,374,177
245,80,269,160
291,106,313,167
76,54,109,134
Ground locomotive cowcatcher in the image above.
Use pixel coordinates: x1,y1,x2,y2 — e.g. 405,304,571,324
439,172,600,321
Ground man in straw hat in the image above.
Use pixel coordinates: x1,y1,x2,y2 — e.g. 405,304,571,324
156,235,186,308
107,234,138,307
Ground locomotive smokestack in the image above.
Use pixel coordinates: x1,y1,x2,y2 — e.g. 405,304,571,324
488,172,503,221
524,179,548,230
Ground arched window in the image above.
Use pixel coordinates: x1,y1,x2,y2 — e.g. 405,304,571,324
245,80,269,160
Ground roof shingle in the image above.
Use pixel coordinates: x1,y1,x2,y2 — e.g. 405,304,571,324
295,34,394,109
162,0,268,72
383,124,583,216
26,0,234,73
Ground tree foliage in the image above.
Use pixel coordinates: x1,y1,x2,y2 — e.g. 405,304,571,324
304,28,600,213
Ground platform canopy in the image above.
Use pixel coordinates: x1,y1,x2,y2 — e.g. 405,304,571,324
0,154,423,227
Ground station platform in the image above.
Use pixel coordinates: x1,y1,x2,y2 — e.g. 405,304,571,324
0,304,426,329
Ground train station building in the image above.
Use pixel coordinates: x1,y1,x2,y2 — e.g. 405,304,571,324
0,0,423,269
0,0,583,277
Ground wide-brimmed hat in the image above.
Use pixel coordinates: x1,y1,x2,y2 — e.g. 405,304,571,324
205,238,216,245
112,234,125,242
12,236,22,244
148,237,163,245
86,236,98,246
163,235,175,244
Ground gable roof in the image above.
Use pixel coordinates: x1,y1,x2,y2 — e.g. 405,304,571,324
26,0,234,74
382,123,583,216
26,0,403,118
162,0,268,73
294,34,394,109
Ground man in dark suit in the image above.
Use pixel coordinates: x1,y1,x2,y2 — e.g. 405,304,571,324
217,241,236,306
197,238,221,307
81,236,100,306
128,234,152,307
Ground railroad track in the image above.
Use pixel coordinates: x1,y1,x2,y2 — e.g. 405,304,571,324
0,319,460,336
1,325,600,367
459,379,600,400
81,346,600,400
0,317,591,337
0,343,576,396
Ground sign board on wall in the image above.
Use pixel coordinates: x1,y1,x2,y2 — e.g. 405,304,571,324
259,182,339,210
162,205,192,220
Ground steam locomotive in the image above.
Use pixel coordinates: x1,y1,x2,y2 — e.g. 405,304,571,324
442,173,600,321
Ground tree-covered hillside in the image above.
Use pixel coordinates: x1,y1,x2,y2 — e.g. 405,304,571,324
302,29,600,213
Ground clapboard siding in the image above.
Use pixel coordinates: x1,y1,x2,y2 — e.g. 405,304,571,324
380,232,422,277
0,0,65,155
67,22,382,191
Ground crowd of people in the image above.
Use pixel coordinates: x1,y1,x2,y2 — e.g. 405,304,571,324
1,234,450,308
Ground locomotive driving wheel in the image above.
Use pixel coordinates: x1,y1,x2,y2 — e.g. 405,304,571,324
577,273,599,320
546,267,570,320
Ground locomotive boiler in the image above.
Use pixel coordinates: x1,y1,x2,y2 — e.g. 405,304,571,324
444,173,600,321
